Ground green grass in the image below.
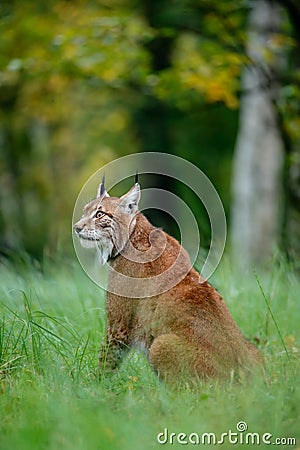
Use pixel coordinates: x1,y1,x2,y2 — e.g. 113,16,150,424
0,255,299,449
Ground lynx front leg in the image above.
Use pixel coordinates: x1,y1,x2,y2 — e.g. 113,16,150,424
99,327,129,373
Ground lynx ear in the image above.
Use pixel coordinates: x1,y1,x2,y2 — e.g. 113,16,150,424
119,183,140,214
97,175,110,198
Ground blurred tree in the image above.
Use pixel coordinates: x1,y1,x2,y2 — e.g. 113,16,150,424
0,0,246,258
0,0,299,265
231,0,300,266
231,0,285,266
0,0,150,257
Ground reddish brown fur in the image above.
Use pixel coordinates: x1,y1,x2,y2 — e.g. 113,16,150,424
101,213,262,383
75,184,262,383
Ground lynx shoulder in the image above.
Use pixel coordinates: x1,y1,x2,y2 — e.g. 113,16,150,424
74,179,262,383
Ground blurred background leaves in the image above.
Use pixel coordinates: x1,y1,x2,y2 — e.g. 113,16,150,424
0,0,299,266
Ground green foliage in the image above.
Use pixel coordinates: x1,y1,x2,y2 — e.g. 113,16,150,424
0,0,299,258
0,1,152,257
0,257,299,449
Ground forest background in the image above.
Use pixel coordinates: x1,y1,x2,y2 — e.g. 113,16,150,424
1,0,300,268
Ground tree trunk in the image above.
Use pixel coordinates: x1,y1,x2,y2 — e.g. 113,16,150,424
278,0,300,263
231,0,284,267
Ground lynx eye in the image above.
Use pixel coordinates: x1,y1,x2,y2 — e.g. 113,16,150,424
95,210,104,219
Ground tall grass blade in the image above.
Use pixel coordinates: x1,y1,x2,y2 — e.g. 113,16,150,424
254,271,291,363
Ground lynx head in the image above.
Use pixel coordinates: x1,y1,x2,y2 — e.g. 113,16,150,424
74,177,141,265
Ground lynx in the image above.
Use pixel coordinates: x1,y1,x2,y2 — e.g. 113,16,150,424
74,177,262,383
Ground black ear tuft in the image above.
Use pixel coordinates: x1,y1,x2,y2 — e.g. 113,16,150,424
100,175,105,196
135,170,139,184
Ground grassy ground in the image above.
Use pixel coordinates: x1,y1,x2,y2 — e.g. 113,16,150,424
0,255,299,449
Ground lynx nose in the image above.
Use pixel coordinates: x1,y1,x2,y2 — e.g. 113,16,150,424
74,223,83,234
